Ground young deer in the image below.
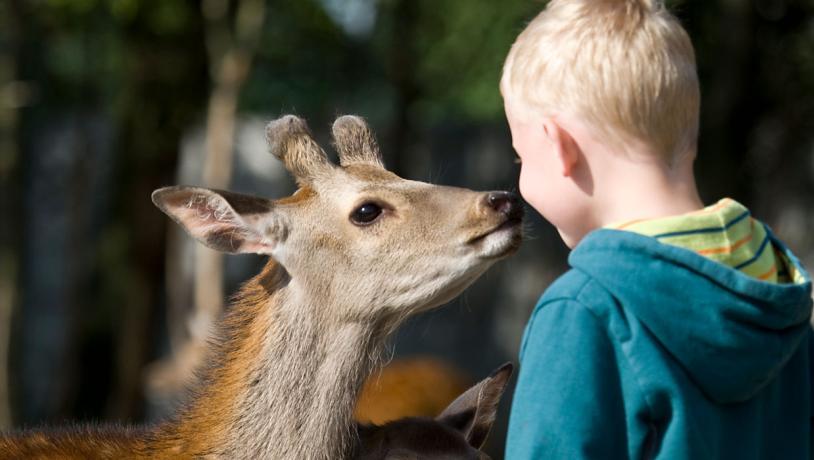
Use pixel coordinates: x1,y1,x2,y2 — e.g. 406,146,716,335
356,363,513,460
0,115,523,459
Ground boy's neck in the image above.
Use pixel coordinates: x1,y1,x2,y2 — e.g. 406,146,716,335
592,149,704,229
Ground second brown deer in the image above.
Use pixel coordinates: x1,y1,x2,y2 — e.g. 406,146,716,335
356,363,514,460
0,114,523,459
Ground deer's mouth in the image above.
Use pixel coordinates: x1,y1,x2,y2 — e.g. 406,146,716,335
467,217,523,248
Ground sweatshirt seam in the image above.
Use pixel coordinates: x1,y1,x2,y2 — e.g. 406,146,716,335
520,274,592,359
570,274,661,450
533,270,662,417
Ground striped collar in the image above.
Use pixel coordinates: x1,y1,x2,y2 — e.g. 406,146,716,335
609,198,804,284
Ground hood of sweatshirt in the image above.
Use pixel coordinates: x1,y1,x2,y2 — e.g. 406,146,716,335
569,228,812,404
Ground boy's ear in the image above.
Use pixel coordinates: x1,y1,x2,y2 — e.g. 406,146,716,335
152,186,283,255
436,362,514,450
542,118,579,177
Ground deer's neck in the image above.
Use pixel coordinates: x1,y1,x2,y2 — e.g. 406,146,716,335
156,261,386,459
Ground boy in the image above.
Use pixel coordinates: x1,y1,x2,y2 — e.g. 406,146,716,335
500,0,813,459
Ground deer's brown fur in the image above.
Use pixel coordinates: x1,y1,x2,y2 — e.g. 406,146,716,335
144,260,290,457
0,425,147,459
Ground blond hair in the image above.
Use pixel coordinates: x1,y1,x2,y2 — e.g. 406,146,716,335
501,0,700,162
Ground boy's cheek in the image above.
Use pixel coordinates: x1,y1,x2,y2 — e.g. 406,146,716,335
518,167,547,216
519,167,580,234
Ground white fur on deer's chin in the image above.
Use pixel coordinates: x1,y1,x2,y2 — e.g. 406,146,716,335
407,227,521,314
474,223,523,260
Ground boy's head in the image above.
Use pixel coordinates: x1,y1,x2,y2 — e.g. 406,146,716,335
501,0,701,246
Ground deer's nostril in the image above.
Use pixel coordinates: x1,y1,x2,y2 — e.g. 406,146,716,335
487,192,506,209
485,192,523,220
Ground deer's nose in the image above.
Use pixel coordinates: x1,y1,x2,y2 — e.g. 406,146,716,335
484,191,524,220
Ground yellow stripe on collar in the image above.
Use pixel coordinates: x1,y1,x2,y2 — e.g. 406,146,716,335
610,198,801,284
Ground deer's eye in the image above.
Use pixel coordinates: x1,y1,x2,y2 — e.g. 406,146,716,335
350,202,383,226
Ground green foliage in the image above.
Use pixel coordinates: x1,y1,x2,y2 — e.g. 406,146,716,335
240,0,543,124
408,0,540,122
240,0,353,115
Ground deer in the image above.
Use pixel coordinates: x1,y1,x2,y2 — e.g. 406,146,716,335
0,114,523,459
356,362,514,460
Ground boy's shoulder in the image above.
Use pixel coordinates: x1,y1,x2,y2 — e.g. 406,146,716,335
537,266,615,315
519,266,621,362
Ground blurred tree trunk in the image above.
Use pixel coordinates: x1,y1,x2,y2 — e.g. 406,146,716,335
147,0,267,406
11,0,84,424
0,0,22,427
195,0,266,348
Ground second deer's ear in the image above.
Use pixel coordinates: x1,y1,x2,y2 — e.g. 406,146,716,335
152,186,283,255
436,362,514,450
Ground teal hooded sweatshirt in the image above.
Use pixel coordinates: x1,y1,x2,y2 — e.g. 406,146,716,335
506,228,813,459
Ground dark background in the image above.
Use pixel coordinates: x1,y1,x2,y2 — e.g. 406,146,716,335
0,0,812,457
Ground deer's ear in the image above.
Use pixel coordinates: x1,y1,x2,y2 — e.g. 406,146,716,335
436,362,513,450
152,186,282,255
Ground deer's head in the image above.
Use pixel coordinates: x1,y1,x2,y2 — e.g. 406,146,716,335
152,115,522,323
